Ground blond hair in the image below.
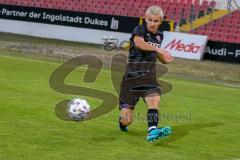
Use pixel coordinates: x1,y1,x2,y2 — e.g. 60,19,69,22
146,6,164,19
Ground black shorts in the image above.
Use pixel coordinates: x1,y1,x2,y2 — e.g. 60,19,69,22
119,75,161,109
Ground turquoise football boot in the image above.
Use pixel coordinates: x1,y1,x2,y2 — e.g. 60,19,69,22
147,126,172,142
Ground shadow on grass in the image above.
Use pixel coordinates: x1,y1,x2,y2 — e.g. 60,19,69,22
154,122,224,146
80,122,224,147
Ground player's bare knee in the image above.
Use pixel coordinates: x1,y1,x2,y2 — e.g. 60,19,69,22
151,97,160,105
146,96,160,109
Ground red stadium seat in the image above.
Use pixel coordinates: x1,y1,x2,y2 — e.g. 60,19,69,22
186,0,193,5
0,0,218,29
194,0,200,5
236,36,240,44
209,1,216,8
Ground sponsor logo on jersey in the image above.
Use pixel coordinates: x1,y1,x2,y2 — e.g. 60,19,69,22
147,42,161,48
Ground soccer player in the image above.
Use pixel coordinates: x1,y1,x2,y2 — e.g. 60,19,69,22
118,6,174,142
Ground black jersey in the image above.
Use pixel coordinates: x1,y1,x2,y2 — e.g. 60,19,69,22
128,24,163,63
125,24,164,76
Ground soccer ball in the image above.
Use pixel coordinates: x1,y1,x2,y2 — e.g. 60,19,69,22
67,98,91,121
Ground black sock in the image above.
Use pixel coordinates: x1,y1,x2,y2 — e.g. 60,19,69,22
147,109,159,132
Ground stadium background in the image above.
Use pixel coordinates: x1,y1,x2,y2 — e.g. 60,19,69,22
0,0,239,160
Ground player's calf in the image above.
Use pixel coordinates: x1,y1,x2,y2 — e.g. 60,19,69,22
119,108,133,132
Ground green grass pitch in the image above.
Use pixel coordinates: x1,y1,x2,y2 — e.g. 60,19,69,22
0,54,240,160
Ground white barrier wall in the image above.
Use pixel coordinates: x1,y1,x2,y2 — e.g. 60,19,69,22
0,19,131,44
0,19,209,61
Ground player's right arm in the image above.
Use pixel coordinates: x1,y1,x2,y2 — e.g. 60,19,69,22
133,35,158,52
134,35,174,64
